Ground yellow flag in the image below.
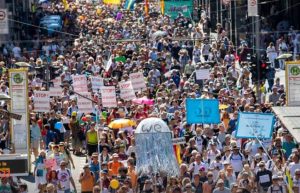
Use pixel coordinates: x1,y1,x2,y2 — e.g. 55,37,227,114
160,0,164,15
286,169,293,193
176,145,182,165
62,0,69,10
103,0,121,5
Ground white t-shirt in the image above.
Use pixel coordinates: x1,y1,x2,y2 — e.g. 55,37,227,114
189,161,206,175
288,162,300,177
229,153,245,172
57,168,72,191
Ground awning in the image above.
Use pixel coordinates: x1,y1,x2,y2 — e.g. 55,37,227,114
272,107,300,143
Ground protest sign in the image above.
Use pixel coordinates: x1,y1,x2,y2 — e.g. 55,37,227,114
34,91,50,112
77,92,93,113
195,69,210,80
236,112,274,139
130,72,146,91
164,0,193,19
101,86,117,107
186,99,220,124
49,86,62,97
91,76,104,92
52,77,61,87
172,137,186,145
72,75,88,92
44,158,57,169
119,81,136,100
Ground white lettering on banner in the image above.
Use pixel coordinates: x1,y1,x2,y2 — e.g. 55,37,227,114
130,72,146,91
119,81,136,100
195,69,210,80
91,76,104,92
101,86,117,108
34,91,50,112
172,137,186,145
49,87,62,97
72,75,88,92
77,92,93,113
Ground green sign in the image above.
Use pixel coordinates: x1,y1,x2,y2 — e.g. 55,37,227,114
290,66,300,76
164,0,193,19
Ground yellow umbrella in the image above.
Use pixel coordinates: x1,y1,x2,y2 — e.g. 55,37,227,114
108,119,136,129
219,104,229,110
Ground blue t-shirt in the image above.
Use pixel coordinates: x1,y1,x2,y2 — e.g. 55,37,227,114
90,162,100,182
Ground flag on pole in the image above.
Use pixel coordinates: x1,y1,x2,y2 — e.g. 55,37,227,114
62,0,69,10
144,0,149,16
173,145,182,165
124,0,135,10
286,169,293,193
160,0,164,15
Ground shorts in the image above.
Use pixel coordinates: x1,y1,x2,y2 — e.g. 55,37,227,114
87,144,98,156
31,139,39,149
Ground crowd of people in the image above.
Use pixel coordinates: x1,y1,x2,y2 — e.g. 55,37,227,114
0,0,300,193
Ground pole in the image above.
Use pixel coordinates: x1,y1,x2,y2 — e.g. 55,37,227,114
234,0,237,46
216,0,219,23
229,1,232,41
255,15,261,102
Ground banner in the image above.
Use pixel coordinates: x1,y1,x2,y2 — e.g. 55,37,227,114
34,91,50,112
119,81,136,101
49,86,62,97
103,0,121,5
9,69,29,156
236,112,274,139
186,99,220,124
196,69,210,80
130,72,146,91
164,0,193,19
91,76,104,92
285,61,300,106
77,92,93,113
248,0,258,16
0,9,9,34
72,75,88,92
101,86,117,108
52,77,61,87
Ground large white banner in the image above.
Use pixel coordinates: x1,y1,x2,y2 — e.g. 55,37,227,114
101,86,117,108
119,81,136,101
34,91,50,112
77,92,93,113
130,72,146,91
72,75,88,92
248,0,258,16
286,62,300,106
195,69,210,80
0,9,9,34
9,69,29,156
91,76,104,92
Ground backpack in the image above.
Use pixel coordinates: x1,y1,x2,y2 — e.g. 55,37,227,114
229,152,243,161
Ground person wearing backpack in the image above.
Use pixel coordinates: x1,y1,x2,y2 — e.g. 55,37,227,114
79,164,95,193
267,175,286,193
229,146,245,177
57,161,77,193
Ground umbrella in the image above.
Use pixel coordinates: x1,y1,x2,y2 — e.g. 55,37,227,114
132,97,154,105
108,119,136,129
15,62,31,67
151,30,167,39
219,104,229,110
276,53,292,60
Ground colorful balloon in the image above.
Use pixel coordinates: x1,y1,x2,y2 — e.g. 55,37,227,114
110,179,119,189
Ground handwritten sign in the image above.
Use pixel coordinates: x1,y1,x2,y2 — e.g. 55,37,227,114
72,75,88,92
77,92,93,113
101,86,117,107
91,76,104,92
52,77,61,87
34,91,50,112
130,72,146,91
119,81,136,100
195,69,210,80
44,158,57,169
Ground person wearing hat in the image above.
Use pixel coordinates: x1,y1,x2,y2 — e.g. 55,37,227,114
89,152,100,182
229,146,245,177
267,175,286,193
57,161,77,193
255,161,272,193
59,142,75,170
49,144,65,170
79,163,95,193
108,153,123,176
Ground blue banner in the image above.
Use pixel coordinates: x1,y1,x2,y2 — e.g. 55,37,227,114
236,112,275,139
186,99,220,124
